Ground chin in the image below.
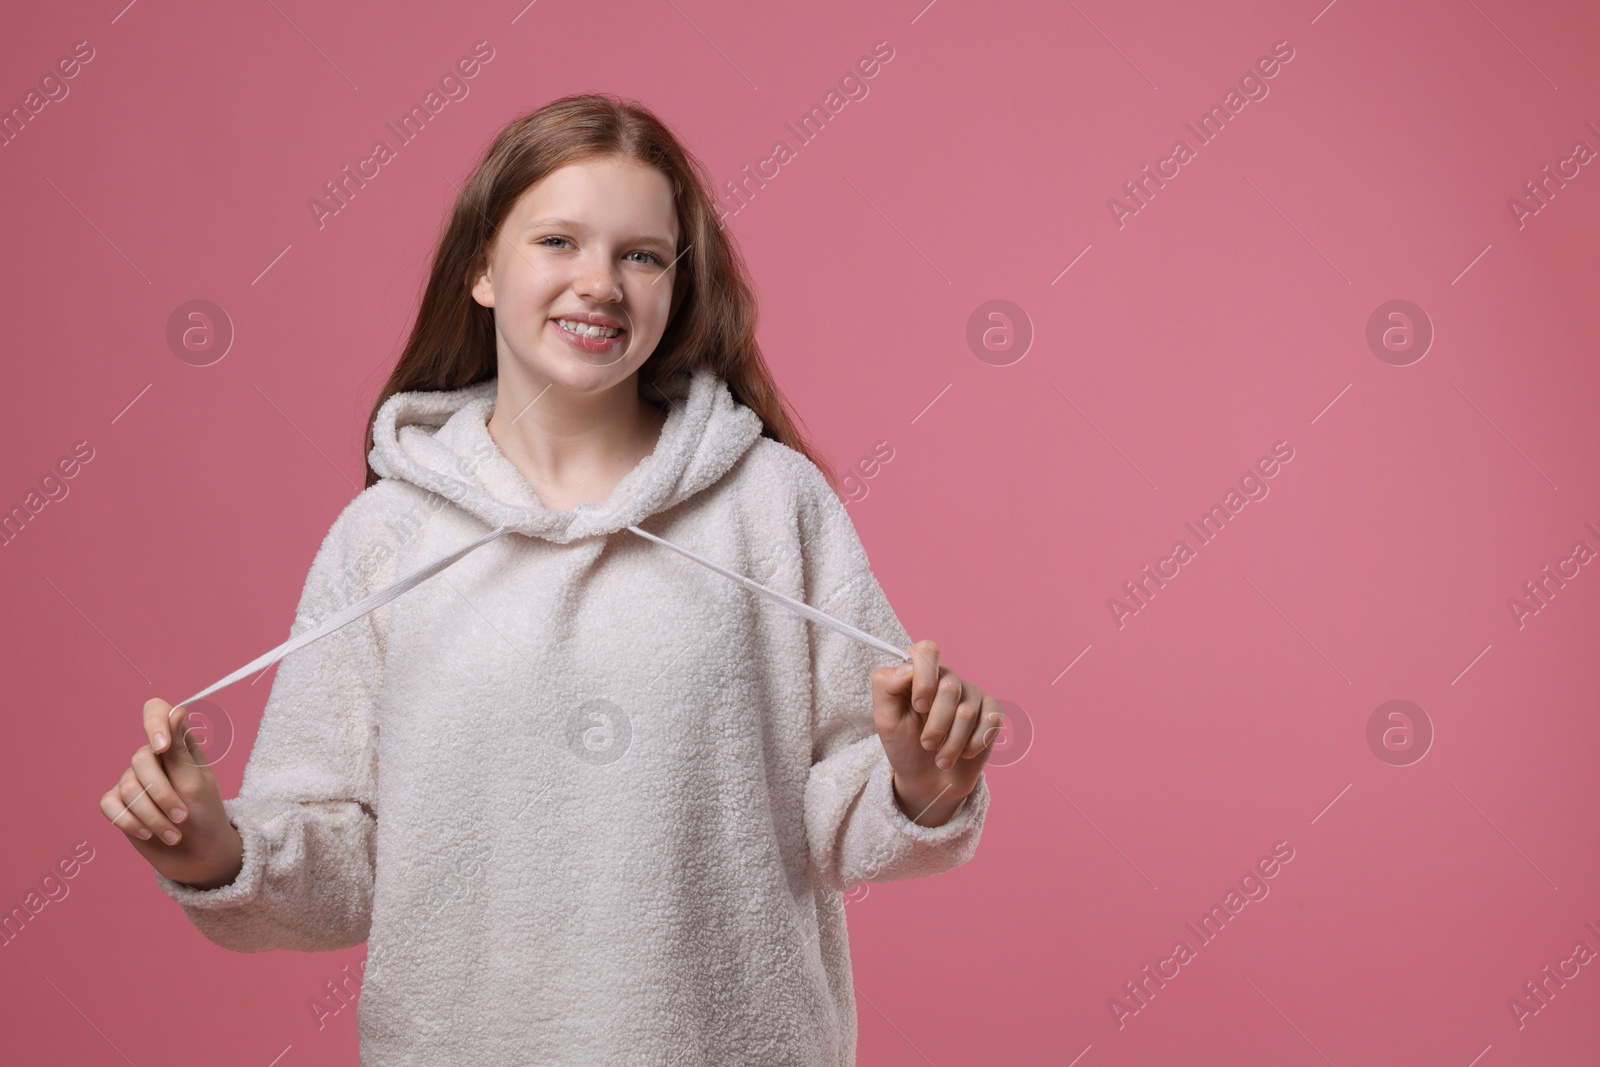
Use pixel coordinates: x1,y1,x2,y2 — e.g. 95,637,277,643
528,354,633,390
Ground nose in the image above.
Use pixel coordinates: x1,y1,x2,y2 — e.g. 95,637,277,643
573,250,623,304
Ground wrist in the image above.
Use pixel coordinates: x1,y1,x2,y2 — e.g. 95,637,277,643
891,771,969,828
179,823,245,891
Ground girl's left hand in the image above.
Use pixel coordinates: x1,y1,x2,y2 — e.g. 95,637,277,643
870,639,1002,825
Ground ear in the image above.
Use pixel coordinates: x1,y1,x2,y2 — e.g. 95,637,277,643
468,253,494,308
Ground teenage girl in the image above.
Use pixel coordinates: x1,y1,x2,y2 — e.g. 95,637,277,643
100,93,1002,1065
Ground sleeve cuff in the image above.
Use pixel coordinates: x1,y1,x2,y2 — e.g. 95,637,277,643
874,757,990,842
152,798,268,909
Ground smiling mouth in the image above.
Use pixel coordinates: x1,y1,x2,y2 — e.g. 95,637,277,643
550,316,628,358
553,317,623,339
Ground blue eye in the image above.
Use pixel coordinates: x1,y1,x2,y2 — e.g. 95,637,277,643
535,237,665,266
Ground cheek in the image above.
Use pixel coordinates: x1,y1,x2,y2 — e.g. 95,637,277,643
515,283,568,329
629,283,674,335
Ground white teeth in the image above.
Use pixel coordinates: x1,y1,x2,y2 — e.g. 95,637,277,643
556,318,620,339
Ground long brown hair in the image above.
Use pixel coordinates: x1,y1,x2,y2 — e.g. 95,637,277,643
362,92,836,493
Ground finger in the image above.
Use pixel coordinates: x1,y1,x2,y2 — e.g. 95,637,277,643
965,695,1004,758
100,780,153,840
121,778,181,844
920,668,963,751
873,660,915,695
935,683,984,768
137,742,193,825
111,768,165,839
907,639,940,716
120,771,181,844
165,712,215,777
934,683,983,769
131,745,189,824
870,661,916,730
143,697,188,755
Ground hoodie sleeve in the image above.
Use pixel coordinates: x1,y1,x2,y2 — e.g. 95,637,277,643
795,464,991,895
152,487,402,952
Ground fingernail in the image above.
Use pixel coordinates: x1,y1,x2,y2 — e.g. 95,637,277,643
914,698,929,713
161,830,180,845
922,738,937,750
937,757,951,769
154,732,167,750
894,662,912,678
171,807,186,823
136,828,152,840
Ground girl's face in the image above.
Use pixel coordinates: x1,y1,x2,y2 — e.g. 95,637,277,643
470,155,680,394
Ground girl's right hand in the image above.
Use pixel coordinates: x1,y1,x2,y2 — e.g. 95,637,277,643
99,698,244,891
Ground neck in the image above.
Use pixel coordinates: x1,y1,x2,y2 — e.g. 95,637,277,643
485,367,666,506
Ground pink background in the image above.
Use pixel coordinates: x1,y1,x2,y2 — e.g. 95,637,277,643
3,0,1598,1064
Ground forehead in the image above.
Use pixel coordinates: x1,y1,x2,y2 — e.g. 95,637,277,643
509,157,677,239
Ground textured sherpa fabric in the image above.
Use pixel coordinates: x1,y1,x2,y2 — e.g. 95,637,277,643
154,365,991,1065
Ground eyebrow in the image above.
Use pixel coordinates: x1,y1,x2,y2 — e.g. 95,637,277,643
522,216,676,250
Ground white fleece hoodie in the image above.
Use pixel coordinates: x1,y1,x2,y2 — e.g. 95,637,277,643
155,366,991,1066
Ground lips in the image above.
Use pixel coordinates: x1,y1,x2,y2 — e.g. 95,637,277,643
552,311,625,333
553,318,622,339
550,313,627,353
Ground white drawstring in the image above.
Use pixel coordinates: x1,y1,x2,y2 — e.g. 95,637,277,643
170,524,513,712
170,522,907,713
622,525,908,661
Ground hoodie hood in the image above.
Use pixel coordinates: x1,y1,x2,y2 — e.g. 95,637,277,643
367,367,764,544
